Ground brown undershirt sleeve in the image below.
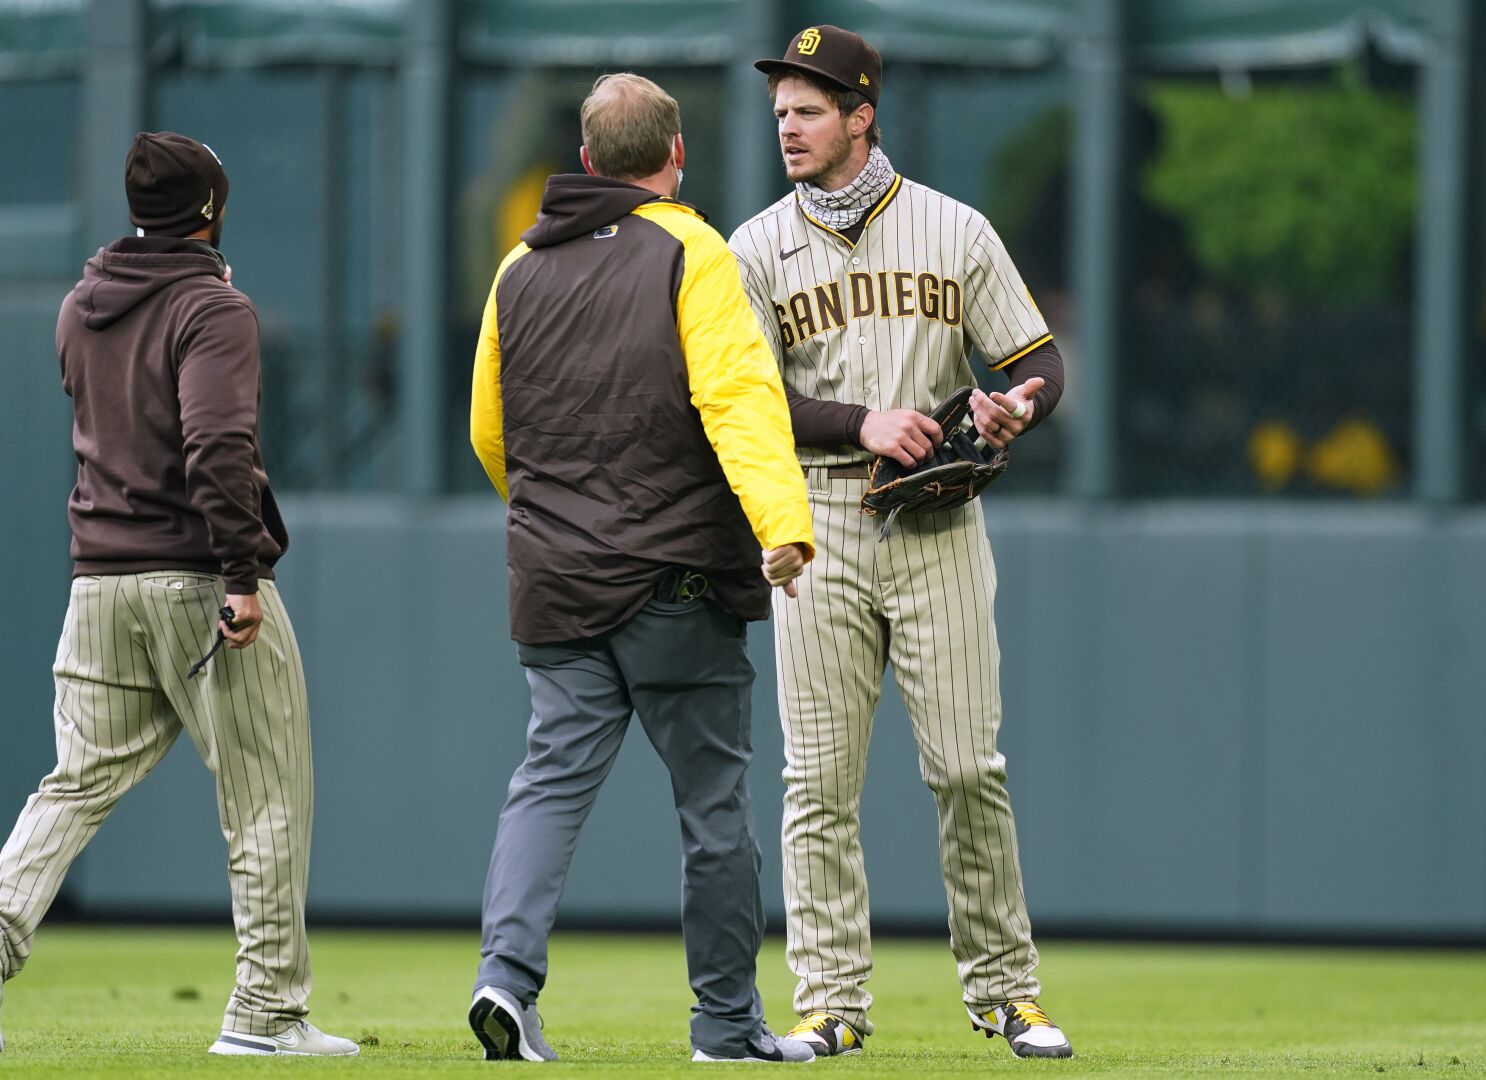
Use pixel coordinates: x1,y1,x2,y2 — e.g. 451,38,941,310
785,385,871,448
1002,338,1065,428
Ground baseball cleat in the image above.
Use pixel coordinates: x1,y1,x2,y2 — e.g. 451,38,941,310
208,1020,359,1056
784,1011,863,1056
469,985,558,1061
691,1028,816,1062
969,1000,1073,1058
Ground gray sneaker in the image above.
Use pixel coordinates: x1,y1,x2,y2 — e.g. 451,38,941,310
692,1028,816,1063
208,1020,360,1056
469,986,558,1061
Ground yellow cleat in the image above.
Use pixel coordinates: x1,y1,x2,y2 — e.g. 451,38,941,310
785,1011,864,1057
968,999,1073,1058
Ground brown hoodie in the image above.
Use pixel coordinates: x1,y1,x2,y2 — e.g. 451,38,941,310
57,236,286,592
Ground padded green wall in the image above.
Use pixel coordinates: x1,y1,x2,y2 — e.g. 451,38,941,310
4,497,1477,937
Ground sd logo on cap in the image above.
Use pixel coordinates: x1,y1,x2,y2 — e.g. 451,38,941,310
755,24,882,106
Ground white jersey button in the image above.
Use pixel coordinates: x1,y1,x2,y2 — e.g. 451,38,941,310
858,337,867,345
852,257,861,265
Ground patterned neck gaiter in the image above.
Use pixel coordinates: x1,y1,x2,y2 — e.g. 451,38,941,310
795,145,895,231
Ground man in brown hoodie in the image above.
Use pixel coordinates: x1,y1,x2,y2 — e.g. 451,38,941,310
0,132,355,1057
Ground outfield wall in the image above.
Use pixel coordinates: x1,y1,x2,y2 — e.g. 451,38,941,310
4,479,1483,939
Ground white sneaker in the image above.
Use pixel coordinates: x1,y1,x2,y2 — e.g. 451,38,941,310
692,1029,815,1063
968,1000,1073,1058
208,1019,360,1056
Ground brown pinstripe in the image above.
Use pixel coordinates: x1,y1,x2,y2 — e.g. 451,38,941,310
730,177,1048,1033
0,573,313,1036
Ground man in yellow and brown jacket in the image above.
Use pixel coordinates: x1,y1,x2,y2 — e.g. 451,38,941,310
467,74,817,1065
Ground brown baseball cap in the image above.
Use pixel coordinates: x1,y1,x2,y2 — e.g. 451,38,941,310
755,25,882,106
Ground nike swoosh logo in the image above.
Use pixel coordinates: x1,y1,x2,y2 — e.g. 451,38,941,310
780,244,809,261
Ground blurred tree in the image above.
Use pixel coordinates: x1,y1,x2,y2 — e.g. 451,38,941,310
1142,70,1416,307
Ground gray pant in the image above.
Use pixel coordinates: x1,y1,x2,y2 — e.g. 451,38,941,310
475,595,766,1056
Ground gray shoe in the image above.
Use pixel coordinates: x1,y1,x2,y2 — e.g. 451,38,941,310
208,1020,360,1056
470,986,558,1061
692,1028,816,1063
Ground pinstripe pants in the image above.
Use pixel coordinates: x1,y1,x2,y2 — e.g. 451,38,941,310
0,572,313,1037
774,470,1039,1033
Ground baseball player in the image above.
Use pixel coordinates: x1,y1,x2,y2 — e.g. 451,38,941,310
728,26,1072,1059
0,132,355,1058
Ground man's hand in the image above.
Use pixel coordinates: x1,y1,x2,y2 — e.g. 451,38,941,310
970,377,1045,449
762,543,809,599
859,409,943,467
222,593,263,648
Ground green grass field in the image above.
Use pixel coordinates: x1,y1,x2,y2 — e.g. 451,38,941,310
0,927,1481,1076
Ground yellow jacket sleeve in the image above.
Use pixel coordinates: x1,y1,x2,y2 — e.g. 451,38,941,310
668,216,815,559
469,244,529,500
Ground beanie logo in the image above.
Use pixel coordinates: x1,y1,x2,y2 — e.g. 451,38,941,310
200,191,214,221
859,73,870,86
797,28,821,56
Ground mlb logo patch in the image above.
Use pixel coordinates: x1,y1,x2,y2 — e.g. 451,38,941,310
593,225,619,239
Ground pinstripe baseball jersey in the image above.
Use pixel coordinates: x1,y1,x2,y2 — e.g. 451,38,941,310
729,177,1051,465
729,170,1050,1030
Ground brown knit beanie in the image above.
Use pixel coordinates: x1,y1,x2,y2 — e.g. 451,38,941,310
124,131,229,236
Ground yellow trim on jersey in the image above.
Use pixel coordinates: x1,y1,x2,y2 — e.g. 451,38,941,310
991,331,1053,371
795,174,904,250
469,241,533,500
862,174,902,228
632,201,815,560
797,204,852,247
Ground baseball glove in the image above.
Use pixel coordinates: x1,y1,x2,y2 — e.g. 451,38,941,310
860,386,1009,540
